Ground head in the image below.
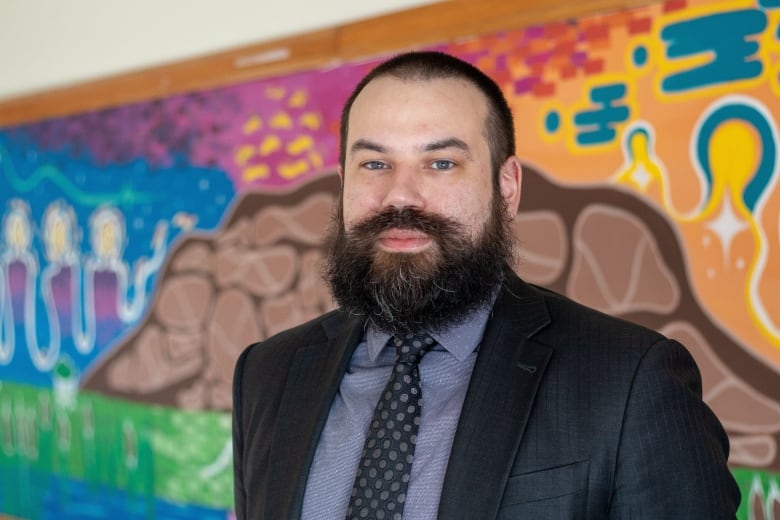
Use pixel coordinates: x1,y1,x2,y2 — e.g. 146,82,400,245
326,51,522,335
339,51,517,187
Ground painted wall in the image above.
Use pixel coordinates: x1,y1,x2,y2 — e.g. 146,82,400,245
1,0,779,518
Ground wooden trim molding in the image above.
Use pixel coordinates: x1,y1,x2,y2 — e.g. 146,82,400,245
0,0,657,127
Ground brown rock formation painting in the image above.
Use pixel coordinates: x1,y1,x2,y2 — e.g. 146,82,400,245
82,175,339,410
82,166,780,473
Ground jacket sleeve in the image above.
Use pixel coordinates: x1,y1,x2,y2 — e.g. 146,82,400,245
608,338,740,518
232,347,249,520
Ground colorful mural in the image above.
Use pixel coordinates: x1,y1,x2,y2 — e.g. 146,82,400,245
1,0,779,517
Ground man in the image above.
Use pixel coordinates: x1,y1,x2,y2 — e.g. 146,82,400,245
232,51,740,519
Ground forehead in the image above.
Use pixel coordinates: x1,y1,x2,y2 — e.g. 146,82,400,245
347,76,490,139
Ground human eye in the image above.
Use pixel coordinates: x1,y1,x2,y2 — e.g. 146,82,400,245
430,159,456,170
361,160,389,170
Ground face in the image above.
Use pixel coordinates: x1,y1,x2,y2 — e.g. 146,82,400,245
341,76,521,246
326,76,522,334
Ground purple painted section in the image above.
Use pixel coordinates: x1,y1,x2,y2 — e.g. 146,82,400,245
8,261,27,321
17,66,371,193
495,54,508,71
571,51,588,65
92,270,118,321
514,76,539,94
49,266,73,328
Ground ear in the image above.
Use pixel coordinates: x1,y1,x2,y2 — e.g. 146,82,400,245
498,155,522,219
338,164,344,181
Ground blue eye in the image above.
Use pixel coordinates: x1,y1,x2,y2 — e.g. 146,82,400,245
362,161,387,170
431,160,455,170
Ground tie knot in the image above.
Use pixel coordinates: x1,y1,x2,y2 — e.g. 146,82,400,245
393,333,436,365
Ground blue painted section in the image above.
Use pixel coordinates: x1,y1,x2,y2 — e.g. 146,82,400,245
574,84,630,145
545,110,561,133
632,44,649,67
0,468,229,520
0,133,236,388
661,10,766,92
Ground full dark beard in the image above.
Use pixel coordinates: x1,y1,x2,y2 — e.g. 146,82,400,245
325,201,514,335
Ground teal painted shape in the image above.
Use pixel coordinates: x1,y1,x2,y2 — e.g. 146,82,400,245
695,101,777,212
661,10,766,92
574,84,630,146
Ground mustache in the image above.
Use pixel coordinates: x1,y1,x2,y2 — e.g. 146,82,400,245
346,206,464,240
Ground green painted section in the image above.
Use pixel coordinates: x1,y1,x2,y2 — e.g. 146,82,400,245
733,467,780,520
2,381,777,516
0,381,233,510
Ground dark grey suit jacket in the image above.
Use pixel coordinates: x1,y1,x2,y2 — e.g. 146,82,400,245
232,273,740,519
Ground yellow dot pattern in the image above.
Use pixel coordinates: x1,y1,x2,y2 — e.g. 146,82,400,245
237,87,325,183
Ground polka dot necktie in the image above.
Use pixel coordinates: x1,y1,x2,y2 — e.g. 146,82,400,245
346,333,436,520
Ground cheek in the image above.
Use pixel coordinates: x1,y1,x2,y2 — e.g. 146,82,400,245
436,190,492,229
341,188,371,229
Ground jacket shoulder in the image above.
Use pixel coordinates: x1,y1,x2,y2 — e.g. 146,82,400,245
238,308,349,367
232,308,354,426
524,281,667,349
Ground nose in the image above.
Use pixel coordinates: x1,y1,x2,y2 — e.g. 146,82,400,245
381,167,423,210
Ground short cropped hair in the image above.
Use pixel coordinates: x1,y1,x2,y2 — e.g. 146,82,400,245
338,51,516,184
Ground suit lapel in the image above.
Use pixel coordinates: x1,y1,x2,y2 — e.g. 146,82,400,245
265,313,364,519
438,274,553,520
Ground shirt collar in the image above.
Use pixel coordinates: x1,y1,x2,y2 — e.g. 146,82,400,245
366,289,498,363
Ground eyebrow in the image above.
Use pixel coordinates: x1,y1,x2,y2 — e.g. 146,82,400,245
349,137,472,157
350,139,387,155
422,138,472,156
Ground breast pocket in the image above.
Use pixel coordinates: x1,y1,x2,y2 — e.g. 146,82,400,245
497,460,589,519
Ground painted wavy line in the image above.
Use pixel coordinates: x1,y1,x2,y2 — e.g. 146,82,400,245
0,144,156,206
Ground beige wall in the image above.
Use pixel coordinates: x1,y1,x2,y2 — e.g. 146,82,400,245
0,0,438,101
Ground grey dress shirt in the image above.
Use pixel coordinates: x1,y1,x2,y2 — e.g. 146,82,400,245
301,305,493,520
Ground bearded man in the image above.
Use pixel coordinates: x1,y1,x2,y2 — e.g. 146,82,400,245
232,51,739,520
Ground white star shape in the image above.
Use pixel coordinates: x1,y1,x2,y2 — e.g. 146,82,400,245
630,165,652,190
705,194,749,267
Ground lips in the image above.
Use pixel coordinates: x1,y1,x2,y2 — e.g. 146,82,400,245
377,228,432,252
